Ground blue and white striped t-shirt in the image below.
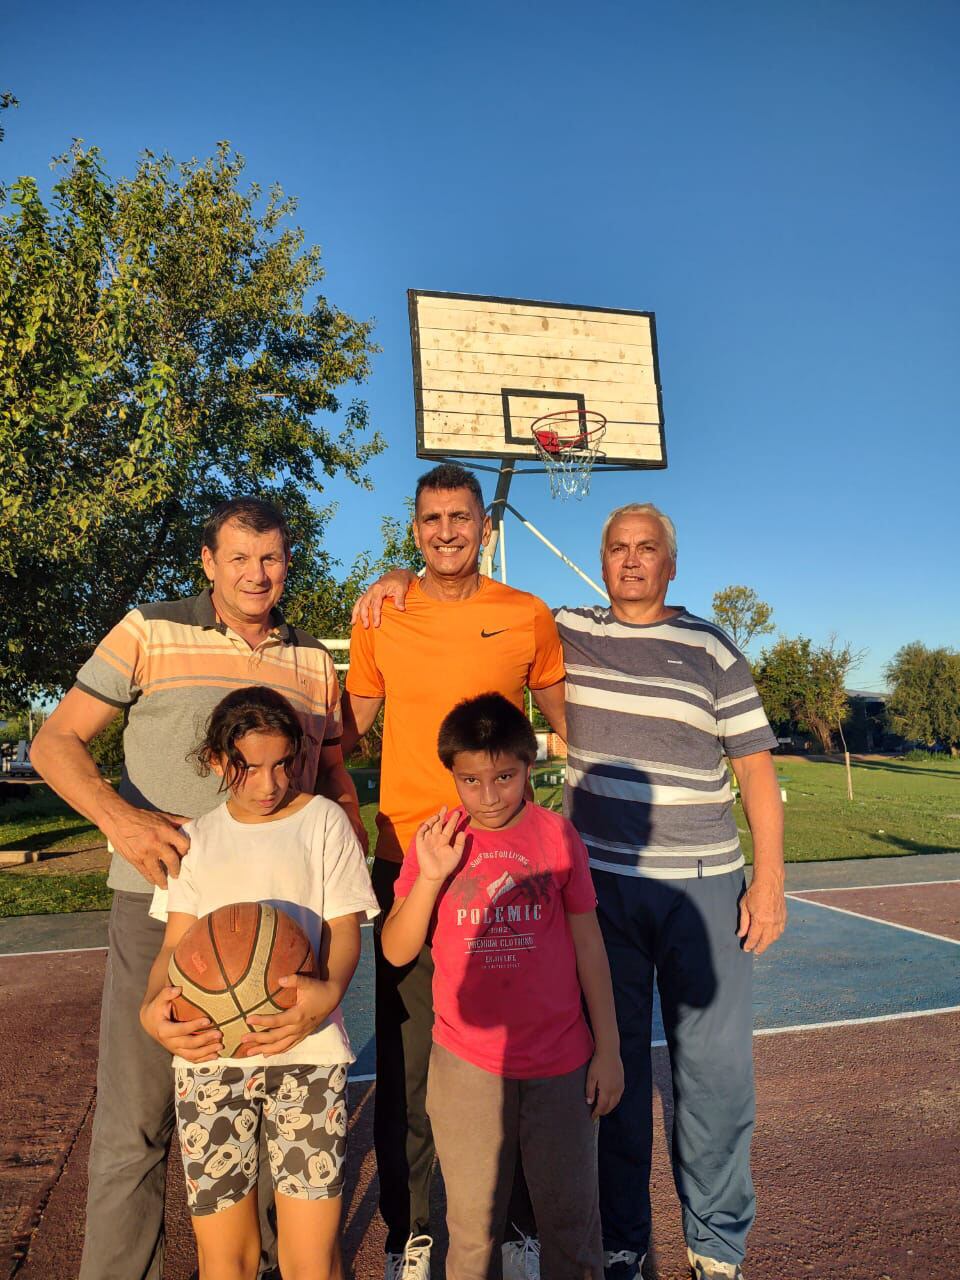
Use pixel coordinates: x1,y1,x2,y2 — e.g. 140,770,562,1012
555,606,777,880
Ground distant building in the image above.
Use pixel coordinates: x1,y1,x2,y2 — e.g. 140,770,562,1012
768,690,902,754
844,690,901,753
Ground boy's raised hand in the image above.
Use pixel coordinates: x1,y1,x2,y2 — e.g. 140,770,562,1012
415,807,467,883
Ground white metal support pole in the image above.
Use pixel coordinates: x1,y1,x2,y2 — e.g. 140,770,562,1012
481,459,516,579
504,502,609,600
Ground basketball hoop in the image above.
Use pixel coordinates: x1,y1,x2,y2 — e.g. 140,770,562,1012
531,409,607,499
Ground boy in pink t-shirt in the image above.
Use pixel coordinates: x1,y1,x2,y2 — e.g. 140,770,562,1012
382,693,623,1280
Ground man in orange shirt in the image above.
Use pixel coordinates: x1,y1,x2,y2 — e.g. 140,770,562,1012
341,462,566,1279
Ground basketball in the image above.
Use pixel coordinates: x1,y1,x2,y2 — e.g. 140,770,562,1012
169,902,316,1057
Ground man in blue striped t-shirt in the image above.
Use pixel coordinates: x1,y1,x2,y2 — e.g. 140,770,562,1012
557,502,785,1280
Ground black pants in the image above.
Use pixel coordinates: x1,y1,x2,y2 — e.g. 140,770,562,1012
372,858,536,1253
372,857,437,1251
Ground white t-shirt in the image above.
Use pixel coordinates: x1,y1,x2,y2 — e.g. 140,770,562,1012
150,796,379,1068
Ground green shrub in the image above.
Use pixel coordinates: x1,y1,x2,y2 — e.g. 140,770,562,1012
90,716,125,771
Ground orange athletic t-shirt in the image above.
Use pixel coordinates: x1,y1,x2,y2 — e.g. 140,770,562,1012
346,577,565,862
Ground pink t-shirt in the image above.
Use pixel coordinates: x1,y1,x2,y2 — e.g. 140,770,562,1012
395,803,597,1079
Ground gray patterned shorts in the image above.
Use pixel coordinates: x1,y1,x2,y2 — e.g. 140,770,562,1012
174,1061,348,1215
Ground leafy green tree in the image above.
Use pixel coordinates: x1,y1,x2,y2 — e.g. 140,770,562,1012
89,713,125,772
0,91,17,207
377,499,425,577
752,636,809,730
754,634,861,752
885,643,960,756
712,585,775,651
284,503,425,642
0,91,17,144
0,707,31,746
0,141,383,700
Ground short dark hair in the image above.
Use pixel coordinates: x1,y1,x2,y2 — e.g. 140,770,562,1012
202,498,291,556
437,692,538,768
192,686,304,790
414,463,484,517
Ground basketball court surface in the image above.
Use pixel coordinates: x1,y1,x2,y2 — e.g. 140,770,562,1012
2,851,958,1280
3,291,956,1276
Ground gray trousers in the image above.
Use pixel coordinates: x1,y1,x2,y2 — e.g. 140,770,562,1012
426,1043,603,1280
594,870,755,1267
79,890,277,1280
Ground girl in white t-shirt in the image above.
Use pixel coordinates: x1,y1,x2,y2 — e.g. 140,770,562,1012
141,686,378,1280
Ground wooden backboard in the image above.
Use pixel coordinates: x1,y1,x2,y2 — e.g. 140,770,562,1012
409,290,666,468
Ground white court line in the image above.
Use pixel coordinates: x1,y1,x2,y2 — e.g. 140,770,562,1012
786,892,960,946
0,944,108,958
6,959,959,1081
790,877,960,894
652,1006,960,1045
752,1004,960,1037
347,1004,960,1082
0,919,375,961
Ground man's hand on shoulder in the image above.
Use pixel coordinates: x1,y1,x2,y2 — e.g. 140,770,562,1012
351,569,418,629
737,873,787,955
101,796,191,888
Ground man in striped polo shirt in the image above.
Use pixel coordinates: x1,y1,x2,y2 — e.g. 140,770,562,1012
557,503,786,1280
32,498,361,1280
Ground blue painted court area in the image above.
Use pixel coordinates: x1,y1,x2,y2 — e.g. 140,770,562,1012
343,892,960,1077
2,870,957,1081
756,897,960,1028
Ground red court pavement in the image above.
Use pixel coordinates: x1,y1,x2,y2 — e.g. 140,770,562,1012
3,951,960,1279
791,880,960,942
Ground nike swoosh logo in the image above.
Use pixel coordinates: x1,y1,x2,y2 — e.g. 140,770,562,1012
481,629,508,638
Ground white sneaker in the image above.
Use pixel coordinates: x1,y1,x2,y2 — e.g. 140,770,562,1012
609,1249,647,1280
502,1230,541,1280
603,1248,645,1279
686,1248,744,1280
386,1234,431,1280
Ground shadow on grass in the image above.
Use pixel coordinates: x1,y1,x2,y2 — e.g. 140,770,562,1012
845,760,960,780
866,833,960,856
0,824,96,852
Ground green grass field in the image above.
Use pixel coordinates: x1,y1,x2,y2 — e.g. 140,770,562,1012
739,755,960,862
1,756,958,917
0,873,113,917
0,785,107,855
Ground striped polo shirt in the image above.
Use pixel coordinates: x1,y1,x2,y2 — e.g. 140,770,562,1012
556,606,777,880
75,591,342,893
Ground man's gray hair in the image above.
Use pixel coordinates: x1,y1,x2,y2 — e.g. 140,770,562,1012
600,503,677,561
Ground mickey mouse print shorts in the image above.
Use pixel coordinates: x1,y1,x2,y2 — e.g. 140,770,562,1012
174,1061,348,1215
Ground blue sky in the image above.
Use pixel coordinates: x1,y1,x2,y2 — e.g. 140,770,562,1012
4,0,958,688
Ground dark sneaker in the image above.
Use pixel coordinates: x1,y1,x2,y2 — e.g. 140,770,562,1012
603,1248,645,1280
687,1247,744,1279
